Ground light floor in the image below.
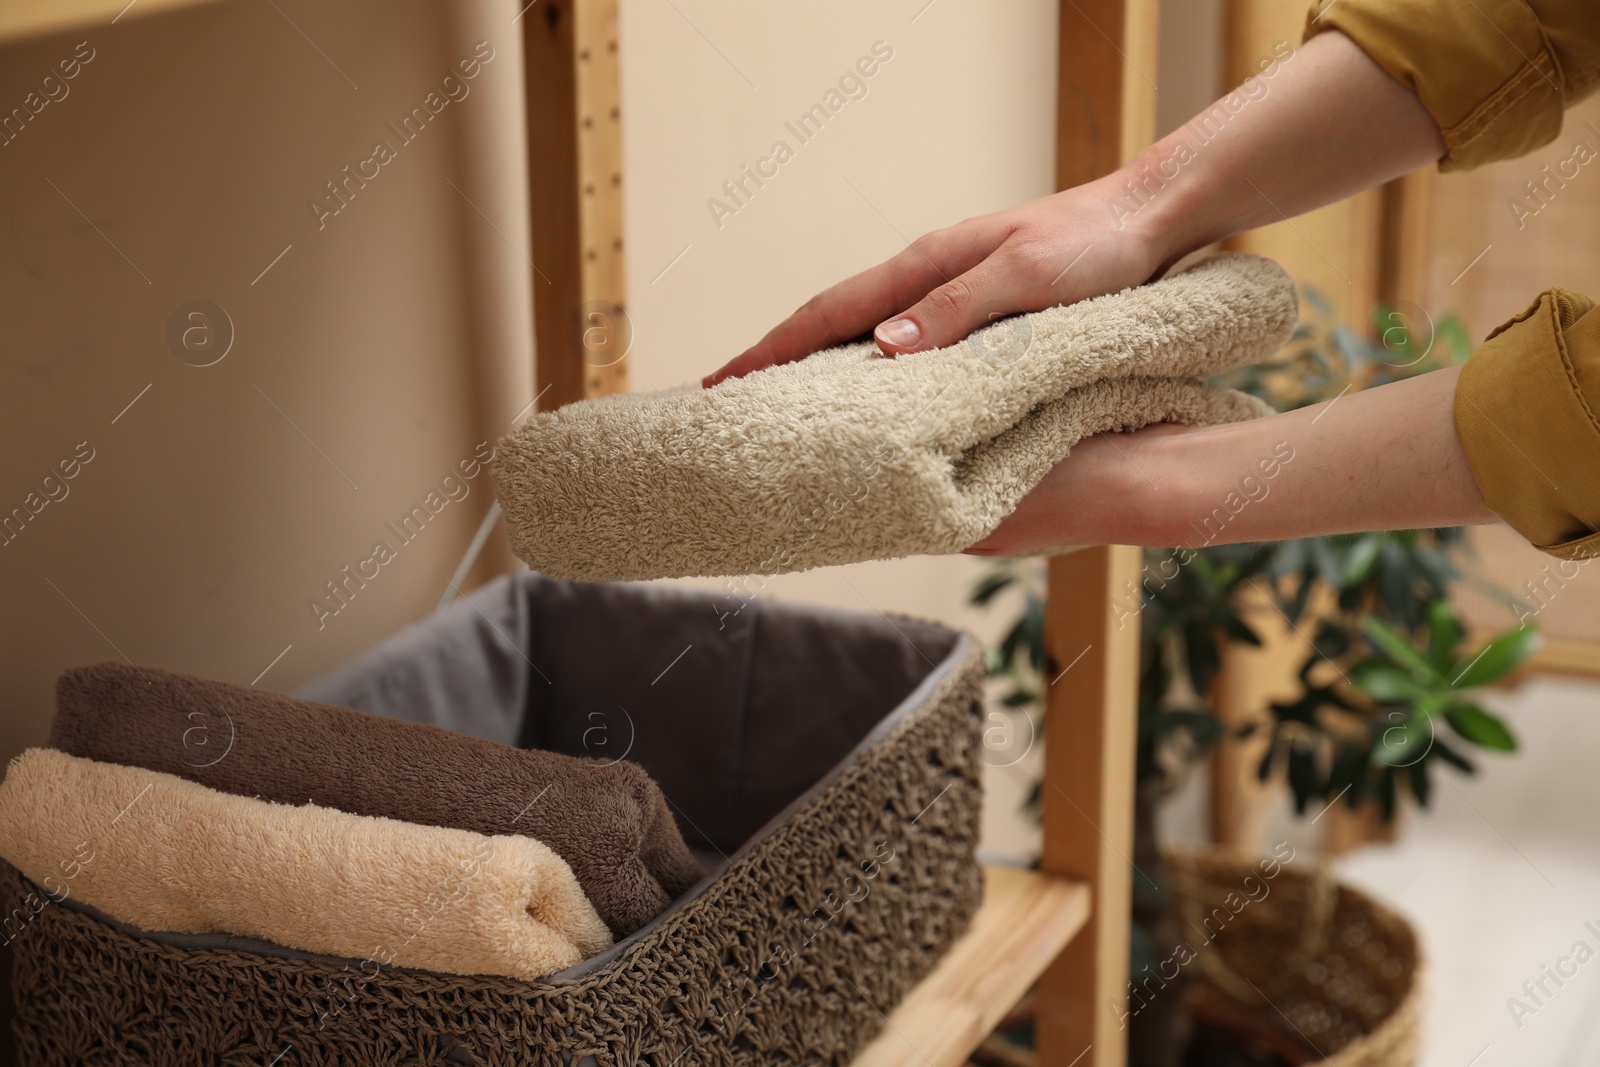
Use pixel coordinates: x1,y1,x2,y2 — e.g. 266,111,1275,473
1336,673,1600,1067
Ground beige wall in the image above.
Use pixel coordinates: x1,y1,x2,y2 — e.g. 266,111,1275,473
1422,95,1600,334
0,0,533,760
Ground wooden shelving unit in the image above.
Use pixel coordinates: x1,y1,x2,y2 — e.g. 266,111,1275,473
852,866,1091,1067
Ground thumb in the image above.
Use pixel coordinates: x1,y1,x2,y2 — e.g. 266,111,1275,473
873,254,1019,356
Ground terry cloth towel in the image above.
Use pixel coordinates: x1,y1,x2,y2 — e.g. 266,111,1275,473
493,252,1297,582
0,748,612,979
50,662,706,939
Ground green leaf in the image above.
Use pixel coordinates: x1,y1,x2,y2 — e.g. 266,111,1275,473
1406,758,1432,808
997,615,1028,671
1341,535,1383,586
970,570,1015,606
1283,577,1315,624
1310,617,1354,662
1221,614,1263,648
1426,599,1463,671
1163,709,1224,746
1363,616,1439,681
1437,315,1474,363
1377,541,1425,629
1256,745,1277,783
1327,741,1366,800
1445,704,1518,752
1379,766,1399,822
1287,745,1320,814
1430,738,1477,776
1184,622,1223,697
1372,710,1433,766
1331,323,1368,370
1021,593,1046,671
1353,664,1433,704
1451,627,1541,689
1309,537,1344,589
1270,539,1307,581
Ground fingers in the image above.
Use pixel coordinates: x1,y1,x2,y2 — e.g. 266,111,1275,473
704,218,1009,387
873,248,1028,356
890,235,1167,358
704,271,895,387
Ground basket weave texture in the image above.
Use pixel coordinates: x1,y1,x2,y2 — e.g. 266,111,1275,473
1169,849,1424,1067
2,645,984,1066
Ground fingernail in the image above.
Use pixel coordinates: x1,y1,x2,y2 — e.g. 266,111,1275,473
875,318,920,349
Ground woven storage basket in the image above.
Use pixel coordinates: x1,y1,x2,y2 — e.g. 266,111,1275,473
2,574,986,1066
1168,848,1424,1066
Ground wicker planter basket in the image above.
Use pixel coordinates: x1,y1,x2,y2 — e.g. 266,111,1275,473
3,575,986,1066
1169,848,1424,1066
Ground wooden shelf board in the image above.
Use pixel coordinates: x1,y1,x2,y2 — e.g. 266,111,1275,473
0,0,220,45
1468,633,1600,684
851,865,1091,1067
1521,639,1600,681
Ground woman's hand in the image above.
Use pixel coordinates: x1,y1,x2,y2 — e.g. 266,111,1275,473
703,178,1172,386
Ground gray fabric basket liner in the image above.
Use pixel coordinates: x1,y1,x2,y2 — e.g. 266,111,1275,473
49,571,969,984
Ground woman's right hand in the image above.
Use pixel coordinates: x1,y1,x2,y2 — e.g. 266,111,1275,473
702,174,1174,387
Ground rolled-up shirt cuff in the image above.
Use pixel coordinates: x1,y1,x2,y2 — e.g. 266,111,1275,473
1454,288,1600,559
1304,0,1567,171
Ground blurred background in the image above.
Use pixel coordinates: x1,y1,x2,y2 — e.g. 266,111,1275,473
2,0,1598,1064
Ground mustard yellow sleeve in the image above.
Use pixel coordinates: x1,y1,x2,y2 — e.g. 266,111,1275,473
1304,0,1600,171
1455,290,1600,559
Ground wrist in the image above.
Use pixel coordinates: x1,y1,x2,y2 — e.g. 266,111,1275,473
1107,140,1232,273
1076,426,1206,547
1116,423,1238,548
1126,428,1195,547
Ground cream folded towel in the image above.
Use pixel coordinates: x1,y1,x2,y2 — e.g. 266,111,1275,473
493,253,1296,581
0,748,613,979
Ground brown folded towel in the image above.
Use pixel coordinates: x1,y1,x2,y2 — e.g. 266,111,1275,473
50,663,706,938
0,748,612,979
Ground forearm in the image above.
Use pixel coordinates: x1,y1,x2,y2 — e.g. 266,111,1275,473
1121,30,1446,267
970,367,1496,554
1128,366,1493,546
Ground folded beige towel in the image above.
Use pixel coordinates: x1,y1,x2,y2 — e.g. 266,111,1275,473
0,748,612,980
493,253,1296,581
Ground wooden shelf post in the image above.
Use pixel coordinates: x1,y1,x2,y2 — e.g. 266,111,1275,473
1038,3,1158,1065
523,0,629,409
1039,545,1144,1066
